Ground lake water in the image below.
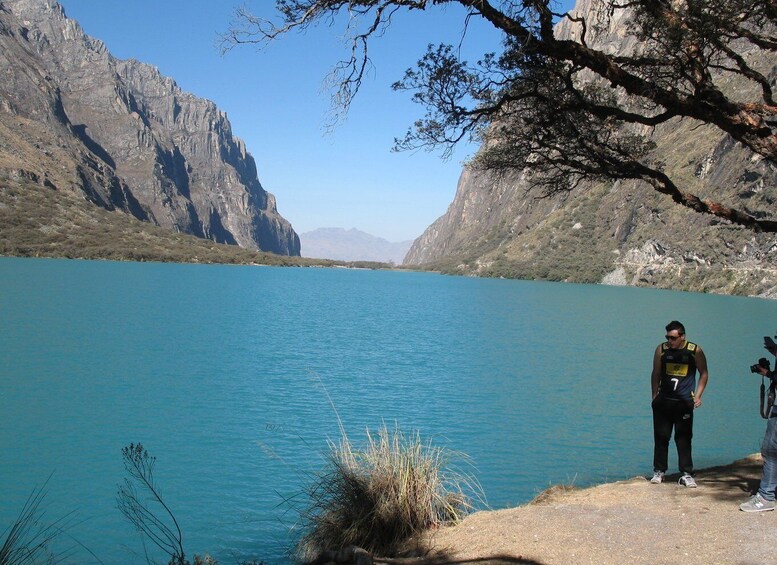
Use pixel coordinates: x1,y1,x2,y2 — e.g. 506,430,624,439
2,257,776,563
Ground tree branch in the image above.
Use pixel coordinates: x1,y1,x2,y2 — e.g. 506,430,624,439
224,0,777,231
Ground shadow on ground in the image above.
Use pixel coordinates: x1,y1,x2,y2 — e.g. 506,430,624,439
381,554,543,565
680,455,762,502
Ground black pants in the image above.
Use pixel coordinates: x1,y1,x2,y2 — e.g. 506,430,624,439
652,395,695,474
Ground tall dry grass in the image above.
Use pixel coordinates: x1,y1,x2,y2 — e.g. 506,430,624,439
0,480,74,565
296,423,482,560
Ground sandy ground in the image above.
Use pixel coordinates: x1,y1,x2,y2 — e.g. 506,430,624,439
399,454,775,565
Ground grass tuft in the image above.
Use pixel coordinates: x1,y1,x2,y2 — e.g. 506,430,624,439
529,483,579,505
296,423,482,560
0,479,75,565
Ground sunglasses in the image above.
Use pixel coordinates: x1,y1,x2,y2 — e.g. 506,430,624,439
665,334,684,340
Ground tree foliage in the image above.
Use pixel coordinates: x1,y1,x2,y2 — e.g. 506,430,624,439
223,0,777,231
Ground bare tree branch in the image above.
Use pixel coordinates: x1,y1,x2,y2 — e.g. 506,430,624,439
117,443,188,565
222,0,777,231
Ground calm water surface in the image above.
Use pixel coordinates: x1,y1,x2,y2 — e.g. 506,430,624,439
1,257,776,563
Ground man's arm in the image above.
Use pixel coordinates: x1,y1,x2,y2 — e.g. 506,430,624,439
694,347,709,408
651,345,662,400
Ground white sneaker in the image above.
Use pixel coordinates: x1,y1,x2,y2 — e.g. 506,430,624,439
678,473,697,488
650,470,665,484
740,493,776,512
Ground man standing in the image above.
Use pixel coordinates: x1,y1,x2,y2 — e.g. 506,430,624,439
650,321,709,487
740,363,777,511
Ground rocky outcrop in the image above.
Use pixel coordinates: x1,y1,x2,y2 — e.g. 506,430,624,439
0,0,299,255
404,0,777,297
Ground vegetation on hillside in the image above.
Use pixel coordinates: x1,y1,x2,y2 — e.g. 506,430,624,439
405,165,776,297
0,178,390,270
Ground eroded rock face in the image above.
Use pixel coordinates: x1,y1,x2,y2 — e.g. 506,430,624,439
0,0,300,255
405,0,777,297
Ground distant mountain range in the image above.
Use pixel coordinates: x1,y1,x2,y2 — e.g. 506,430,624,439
300,228,413,264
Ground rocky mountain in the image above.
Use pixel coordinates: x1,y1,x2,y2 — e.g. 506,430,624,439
0,0,299,255
300,227,412,264
404,0,777,298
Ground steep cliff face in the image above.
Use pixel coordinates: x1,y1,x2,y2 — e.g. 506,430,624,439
405,0,777,297
0,0,300,255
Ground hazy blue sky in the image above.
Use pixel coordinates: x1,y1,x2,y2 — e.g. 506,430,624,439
56,1,576,242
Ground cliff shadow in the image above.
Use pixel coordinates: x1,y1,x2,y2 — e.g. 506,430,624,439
71,124,116,169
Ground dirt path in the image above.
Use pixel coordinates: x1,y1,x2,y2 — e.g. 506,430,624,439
412,454,774,565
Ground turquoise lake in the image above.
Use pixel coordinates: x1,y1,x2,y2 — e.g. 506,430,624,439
1,257,776,563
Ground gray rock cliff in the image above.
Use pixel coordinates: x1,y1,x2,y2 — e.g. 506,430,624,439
0,0,299,255
404,0,776,297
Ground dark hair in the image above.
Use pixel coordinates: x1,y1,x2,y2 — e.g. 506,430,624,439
665,320,685,335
